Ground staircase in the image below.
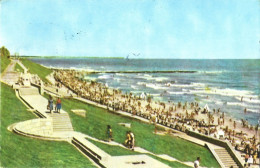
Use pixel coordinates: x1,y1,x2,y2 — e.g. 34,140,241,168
1,72,20,85
51,113,74,132
19,87,40,96
214,148,239,168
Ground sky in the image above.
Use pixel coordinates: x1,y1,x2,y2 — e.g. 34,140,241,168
0,0,259,59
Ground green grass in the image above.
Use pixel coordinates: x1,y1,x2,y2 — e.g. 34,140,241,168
0,83,96,168
1,56,11,73
148,155,192,168
87,138,139,156
14,63,24,73
87,138,191,167
20,58,52,83
61,98,220,167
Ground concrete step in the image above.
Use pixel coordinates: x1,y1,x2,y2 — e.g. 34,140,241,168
53,124,73,126
214,148,239,168
71,135,110,165
53,124,72,126
51,113,73,132
53,129,73,132
19,88,40,96
53,121,71,123
222,160,236,163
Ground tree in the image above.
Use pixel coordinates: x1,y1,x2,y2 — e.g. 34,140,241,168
0,46,10,58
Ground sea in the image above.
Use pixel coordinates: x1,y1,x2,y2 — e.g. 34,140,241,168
30,58,260,125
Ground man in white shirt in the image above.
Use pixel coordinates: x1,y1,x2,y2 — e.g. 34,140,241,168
194,157,200,168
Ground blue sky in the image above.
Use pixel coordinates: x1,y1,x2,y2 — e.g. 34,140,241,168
0,0,259,58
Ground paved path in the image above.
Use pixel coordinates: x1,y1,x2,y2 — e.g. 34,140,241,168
18,86,74,138
1,59,20,85
16,60,28,72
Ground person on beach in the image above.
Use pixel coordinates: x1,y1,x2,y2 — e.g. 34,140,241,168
194,157,200,168
244,108,247,114
245,153,249,163
107,125,113,142
253,152,257,164
247,155,253,166
48,96,54,114
56,97,62,113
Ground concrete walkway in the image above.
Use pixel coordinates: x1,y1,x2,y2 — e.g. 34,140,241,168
1,59,20,85
15,86,74,140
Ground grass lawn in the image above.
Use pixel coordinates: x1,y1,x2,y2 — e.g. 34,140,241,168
14,63,24,73
87,138,140,156
1,56,11,73
20,58,52,83
61,98,220,167
0,83,96,168
87,138,192,167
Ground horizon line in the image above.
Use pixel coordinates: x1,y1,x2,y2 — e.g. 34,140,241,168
17,56,260,60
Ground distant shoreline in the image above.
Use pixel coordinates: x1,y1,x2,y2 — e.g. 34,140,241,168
18,56,125,59
48,67,198,74
15,56,260,60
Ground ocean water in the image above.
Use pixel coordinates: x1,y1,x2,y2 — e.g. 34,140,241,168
30,58,260,125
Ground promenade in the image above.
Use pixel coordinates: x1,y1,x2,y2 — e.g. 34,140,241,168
2,59,258,168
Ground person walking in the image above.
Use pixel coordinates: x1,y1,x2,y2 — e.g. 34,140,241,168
130,131,135,150
107,125,113,142
194,157,200,168
48,96,54,114
125,131,131,148
56,97,62,113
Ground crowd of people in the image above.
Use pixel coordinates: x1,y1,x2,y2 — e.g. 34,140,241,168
53,70,259,164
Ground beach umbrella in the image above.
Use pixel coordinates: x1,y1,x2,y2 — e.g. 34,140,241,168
204,104,210,112
140,92,146,99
